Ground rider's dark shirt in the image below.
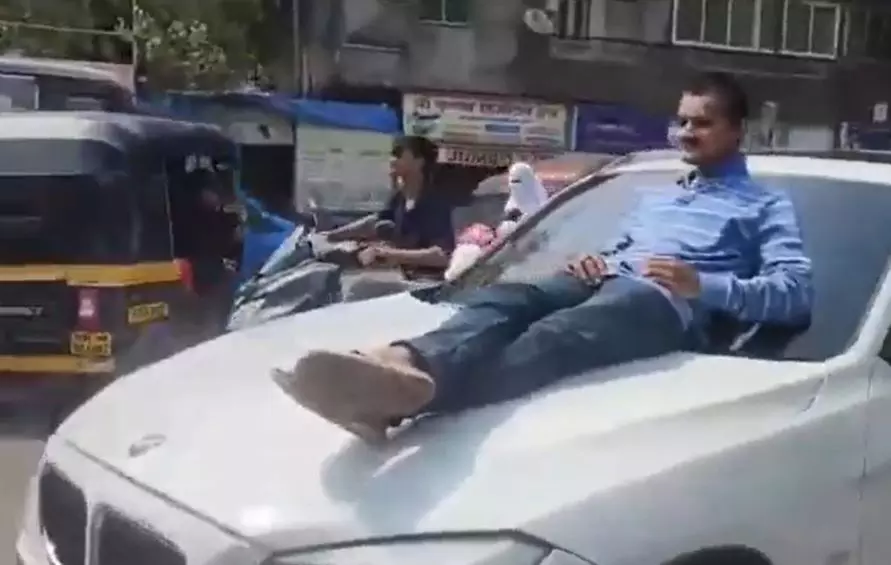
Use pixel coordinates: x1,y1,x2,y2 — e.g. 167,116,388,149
378,190,454,280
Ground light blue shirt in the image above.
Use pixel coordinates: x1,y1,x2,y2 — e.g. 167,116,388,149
601,153,814,328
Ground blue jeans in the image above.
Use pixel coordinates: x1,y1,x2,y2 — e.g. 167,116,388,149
398,273,692,414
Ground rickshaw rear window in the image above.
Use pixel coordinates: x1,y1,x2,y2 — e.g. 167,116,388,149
0,175,132,264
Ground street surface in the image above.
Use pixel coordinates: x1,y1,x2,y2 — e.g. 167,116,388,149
0,410,50,565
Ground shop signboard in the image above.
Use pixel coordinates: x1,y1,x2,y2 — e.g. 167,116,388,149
403,93,569,149
437,146,559,167
575,103,670,154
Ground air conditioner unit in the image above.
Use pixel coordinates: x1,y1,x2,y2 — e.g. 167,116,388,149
523,8,555,34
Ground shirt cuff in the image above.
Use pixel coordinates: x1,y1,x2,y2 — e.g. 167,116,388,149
698,272,733,312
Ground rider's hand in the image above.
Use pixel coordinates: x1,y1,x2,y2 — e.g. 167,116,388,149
566,254,607,284
357,246,380,267
645,257,701,298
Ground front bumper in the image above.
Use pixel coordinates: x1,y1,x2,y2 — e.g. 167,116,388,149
16,437,267,565
0,355,114,375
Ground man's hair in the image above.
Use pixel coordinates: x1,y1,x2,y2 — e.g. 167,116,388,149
683,71,749,127
392,135,438,166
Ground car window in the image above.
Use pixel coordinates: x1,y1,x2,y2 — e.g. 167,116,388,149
0,73,37,110
440,168,891,362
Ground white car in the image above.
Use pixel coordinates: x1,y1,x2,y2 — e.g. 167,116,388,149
17,150,891,565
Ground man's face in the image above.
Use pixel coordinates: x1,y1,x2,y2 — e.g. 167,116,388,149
675,92,741,167
391,148,423,185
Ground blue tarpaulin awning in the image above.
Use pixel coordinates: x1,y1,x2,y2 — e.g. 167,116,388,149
160,91,400,133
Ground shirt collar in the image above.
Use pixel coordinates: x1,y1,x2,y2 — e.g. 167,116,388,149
678,152,749,191
696,152,748,180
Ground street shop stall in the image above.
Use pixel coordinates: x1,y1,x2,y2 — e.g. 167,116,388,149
161,92,401,218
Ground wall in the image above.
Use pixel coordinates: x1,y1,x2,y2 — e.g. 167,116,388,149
307,0,881,129
311,0,526,93
178,105,294,146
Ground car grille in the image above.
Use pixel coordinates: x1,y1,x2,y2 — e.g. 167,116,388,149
96,510,186,565
39,464,88,565
39,464,186,565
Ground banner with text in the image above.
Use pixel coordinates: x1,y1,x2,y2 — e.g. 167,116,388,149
437,146,559,168
403,93,569,149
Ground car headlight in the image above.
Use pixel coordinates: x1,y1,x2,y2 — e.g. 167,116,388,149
276,536,549,565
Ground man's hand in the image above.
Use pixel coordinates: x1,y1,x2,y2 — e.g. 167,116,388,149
566,254,607,285
645,257,701,298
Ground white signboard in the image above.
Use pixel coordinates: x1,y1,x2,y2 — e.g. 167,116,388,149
873,102,888,124
295,126,393,212
403,93,569,149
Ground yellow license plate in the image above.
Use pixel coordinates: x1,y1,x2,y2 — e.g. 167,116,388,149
70,331,112,357
127,302,169,325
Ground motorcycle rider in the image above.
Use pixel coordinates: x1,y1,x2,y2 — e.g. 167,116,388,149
320,136,454,280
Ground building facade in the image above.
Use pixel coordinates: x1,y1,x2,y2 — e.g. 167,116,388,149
301,0,891,151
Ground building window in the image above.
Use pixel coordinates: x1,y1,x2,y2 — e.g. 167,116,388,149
674,0,777,51
419,0,470,25
782,0,839,57
557,0,591,39
673,0,840,57
556,0,654,41
844,7,891,59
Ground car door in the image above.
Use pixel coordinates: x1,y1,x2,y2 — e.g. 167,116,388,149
859,333,891,565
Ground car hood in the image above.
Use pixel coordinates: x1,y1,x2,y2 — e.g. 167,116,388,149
56,292,825,554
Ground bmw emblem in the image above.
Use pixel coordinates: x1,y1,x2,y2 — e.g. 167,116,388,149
128,433,166,458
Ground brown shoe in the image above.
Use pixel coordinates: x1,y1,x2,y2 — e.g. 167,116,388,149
273,367,390,443
274,349,435,442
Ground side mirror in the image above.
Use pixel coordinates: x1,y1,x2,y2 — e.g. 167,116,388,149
298,212,317,229
374,220,397,240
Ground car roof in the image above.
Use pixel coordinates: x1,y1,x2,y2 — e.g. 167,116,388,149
0,112,236,174
0,110,228,146
0,56,123,84
623,147,891,167
607,151,891,185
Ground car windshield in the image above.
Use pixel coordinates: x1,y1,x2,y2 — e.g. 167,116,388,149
438,168,891,362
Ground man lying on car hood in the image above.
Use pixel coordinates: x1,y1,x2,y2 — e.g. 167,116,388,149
276,71,814,443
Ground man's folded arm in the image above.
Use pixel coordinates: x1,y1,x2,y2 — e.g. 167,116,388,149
698,194,814,324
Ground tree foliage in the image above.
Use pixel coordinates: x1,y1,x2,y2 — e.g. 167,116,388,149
0,0,287,89
122,4,233,88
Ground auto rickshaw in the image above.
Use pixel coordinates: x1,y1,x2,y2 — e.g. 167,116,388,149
0,111,241,421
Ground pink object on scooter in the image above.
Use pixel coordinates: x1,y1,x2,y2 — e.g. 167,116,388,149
445,162,549,280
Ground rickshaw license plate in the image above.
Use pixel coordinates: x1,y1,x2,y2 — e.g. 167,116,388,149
70,332,112,357
127,302,169,324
